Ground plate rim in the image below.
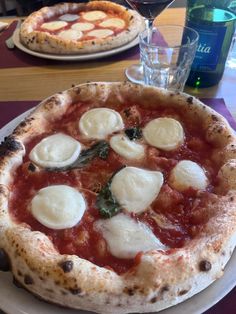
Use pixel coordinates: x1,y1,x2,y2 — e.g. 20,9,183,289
13,29,139,61
0,109,235,314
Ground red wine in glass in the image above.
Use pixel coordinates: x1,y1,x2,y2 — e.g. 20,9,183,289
125,0,175,83
126,0,174,24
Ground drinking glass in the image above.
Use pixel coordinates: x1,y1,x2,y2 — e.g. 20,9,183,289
139,25,199,91
125,0,175,84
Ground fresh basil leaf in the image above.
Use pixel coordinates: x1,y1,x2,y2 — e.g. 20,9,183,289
96,182,121,218
125,127,142,140
46,140,109,172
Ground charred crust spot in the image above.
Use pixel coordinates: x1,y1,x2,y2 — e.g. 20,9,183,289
123,287,135,296
123,108,131,117
59,260,73,273
0,186,5,194
187,96,193,104
71,84,75,87
160,285,169,293
92,41,95,45
18,117,34,128
46,288,53,293
74,86,81,94
230,196,234,201
0,136,22,156
0,248,11,271
178,289,189,296
69,287,82,295
170,93,174,97
199,260,212,271
28,163,36,172
150,296,158,303
211,115,218,122
17,270,23,277
13,276,23,288
44,96,61,109
24,275,34,285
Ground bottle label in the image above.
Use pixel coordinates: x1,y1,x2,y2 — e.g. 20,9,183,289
187,21,227,71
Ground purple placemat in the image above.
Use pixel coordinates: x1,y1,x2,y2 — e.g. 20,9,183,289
202,98,236,130
0,21,140,69
0,98,235,130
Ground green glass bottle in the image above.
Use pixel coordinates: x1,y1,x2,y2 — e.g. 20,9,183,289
186,0,236,88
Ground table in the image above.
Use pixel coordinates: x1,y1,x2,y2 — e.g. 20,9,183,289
0,7,236,314
0,8,235,119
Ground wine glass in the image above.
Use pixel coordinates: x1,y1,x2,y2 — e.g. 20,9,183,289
125,0,175,84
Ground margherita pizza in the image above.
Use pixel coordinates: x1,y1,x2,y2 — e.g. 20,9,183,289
0,82,236,313
19,1,144,54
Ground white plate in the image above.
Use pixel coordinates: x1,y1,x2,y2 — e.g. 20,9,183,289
13,29,139,61
0,110,236,314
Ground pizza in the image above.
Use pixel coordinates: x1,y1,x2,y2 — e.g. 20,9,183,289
0,82,236,313
19,1,144,54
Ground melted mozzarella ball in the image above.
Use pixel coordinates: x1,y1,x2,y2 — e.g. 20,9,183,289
169,160,208,191
95,213,167,259
83,10,107,21
143,117,184,151
99,18,125,29
79,108,124,139
41,21,67,31
31,185,86,229
58,29,83,41
87,29,114,38
72,22,94,31
59,14,79,22
111,167,164,214
110,134,145,160
29,133,81,168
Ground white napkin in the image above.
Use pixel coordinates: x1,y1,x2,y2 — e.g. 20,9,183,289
0,21,8,32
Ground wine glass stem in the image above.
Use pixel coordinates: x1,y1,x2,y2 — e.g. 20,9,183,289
145,18,153,29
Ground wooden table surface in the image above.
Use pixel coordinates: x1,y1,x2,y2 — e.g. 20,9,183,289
0,8,235,118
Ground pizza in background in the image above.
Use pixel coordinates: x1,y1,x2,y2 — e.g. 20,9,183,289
19,1,144,54
0,82,236,313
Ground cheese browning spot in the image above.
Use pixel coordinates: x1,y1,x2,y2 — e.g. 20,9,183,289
31,185,86,229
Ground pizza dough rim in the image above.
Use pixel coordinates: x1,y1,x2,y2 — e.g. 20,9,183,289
0,82,236,314
19,1,144,54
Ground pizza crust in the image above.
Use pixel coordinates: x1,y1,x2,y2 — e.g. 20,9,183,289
19,1,144,54
0,82,236,313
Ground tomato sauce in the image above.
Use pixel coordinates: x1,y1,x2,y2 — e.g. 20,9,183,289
9,102,219,274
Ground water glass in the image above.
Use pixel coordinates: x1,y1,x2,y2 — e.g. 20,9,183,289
139,25,199,91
